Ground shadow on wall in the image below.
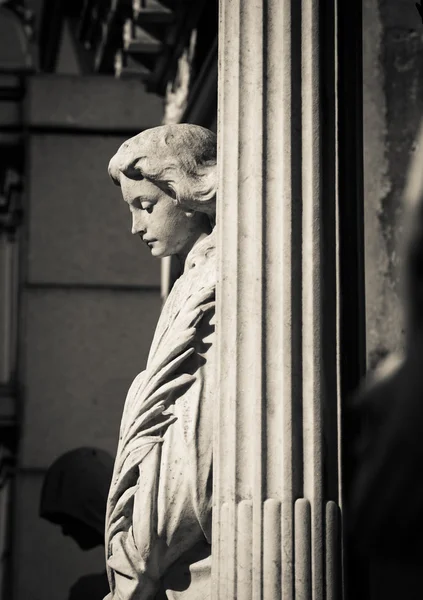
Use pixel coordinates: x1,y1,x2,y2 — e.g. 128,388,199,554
39,447,113,600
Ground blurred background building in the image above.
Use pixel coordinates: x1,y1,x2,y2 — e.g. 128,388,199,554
0,0,418,598
0,1,216,599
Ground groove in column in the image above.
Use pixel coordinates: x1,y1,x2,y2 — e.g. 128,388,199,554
263,499,282,600
264,0,293,501
290,0,305,513
237,3,264,599
237,500,253,600
216,0,240,507
264,0,300,596
282,498,294,600
294,498,312,600
218,502,230,600
214,0,241,598
301,0,324,597
301,1,323,497
236,0,264,497
325,501,340,600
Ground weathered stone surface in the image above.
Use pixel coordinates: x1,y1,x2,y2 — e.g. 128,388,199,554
27,75,164,132
348,121,423,599
213,1,341,599
363,0,423,368
21,288,161,467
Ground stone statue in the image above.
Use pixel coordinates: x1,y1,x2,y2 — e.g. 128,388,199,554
104,124,217,600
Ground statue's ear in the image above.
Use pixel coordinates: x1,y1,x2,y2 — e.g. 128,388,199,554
155,180,178,200
166,182,178,199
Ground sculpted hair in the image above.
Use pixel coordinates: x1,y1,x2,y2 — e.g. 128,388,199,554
108,124,217,216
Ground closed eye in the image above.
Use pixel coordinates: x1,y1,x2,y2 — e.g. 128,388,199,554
140,200,154,213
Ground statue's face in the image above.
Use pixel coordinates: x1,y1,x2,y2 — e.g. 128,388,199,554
120,175,210,259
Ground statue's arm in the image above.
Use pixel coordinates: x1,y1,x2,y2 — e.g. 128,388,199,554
106,298,215,599
133,303,215,578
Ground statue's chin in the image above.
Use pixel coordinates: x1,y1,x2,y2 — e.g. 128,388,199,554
149,246,167,259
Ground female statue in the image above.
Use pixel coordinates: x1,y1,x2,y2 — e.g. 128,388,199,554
104,124,217,600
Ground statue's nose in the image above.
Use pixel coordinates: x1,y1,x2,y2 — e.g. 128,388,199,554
132,213,146,235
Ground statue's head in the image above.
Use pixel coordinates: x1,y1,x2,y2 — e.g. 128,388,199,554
108,123,216,259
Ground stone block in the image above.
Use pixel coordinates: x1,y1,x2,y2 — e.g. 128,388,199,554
13,473,106,600
27,75,164,132
20,287,161,467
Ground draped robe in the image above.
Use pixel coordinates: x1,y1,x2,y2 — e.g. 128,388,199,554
104,231,216,600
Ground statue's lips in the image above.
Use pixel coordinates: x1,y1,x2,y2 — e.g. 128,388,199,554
143,238,157,247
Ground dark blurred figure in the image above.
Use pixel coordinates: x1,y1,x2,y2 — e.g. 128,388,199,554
39,447,114,600
348,123,423,598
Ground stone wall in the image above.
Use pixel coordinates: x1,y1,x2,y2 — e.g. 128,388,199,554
364,0,423,367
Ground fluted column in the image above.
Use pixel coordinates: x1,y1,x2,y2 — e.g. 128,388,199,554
213,1,345,598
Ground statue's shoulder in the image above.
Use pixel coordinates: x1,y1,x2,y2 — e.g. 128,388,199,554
185,230,217,286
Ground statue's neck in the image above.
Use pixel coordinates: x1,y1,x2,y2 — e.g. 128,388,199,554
177,229,215,272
